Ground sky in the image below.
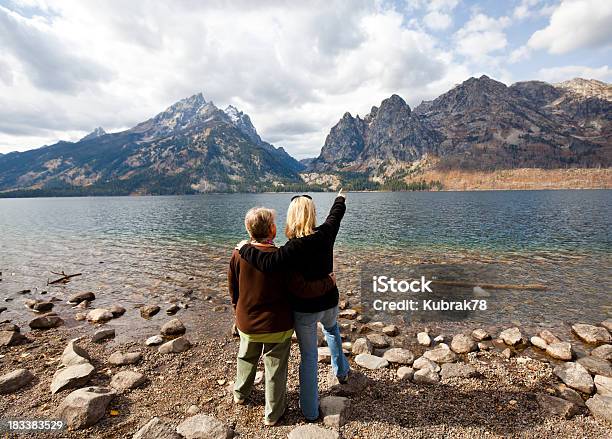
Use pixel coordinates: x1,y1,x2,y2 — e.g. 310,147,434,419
0,0,610,158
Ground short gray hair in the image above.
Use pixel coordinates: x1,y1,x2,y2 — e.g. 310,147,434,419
244,207,275,241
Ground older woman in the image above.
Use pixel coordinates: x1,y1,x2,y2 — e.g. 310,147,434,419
238,190,350,422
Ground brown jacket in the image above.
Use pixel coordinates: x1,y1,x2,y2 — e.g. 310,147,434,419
228,246,334,334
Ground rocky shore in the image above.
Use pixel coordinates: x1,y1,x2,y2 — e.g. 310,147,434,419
1,285,611,438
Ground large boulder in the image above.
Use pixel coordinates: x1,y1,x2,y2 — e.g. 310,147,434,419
440,363,478,380
330,370,369,397
546,342,573,361
0,369,35,394
382,348,414,365
86,309,113,323
351,337,373,355
499,327,522,346
594,375,612,397
176,414,234,439
413,368,440,385
320,396,350,428
61,340,90,366
536,394,580,419
423,343,458,363
133,417,181,439
68,292,95,304
397,366,414,380
585,394,612,424
366,333,389,349
553,362,594,394
413,356,440,372
288,425,338,439
56,386,115,429
572,324,611,345
355,353,388,370
161,319,186,336
29,314,63,330
158,337,191,354
591,345,612,361
450,334,477,353
51,363,94,394
108,351,142,366
577,357,612,378
110,371,146,391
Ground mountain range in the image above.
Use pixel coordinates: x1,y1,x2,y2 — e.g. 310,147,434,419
0,76,610,196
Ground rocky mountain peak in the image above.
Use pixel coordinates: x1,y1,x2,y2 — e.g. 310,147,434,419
80,127,107,142
224,105,262,144
556,78,612,101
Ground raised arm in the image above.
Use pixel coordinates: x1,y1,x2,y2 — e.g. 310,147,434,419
317,194,346,237
239,238,305,272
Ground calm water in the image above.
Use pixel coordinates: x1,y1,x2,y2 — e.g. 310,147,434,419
0,190,610,337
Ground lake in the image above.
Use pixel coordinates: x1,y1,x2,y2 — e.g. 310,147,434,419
0,190,610,339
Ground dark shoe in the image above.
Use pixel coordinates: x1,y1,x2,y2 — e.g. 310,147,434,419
337,369,351,384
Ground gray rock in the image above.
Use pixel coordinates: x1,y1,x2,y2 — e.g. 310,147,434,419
320,395,350,428
594,375,612,397
110,371,146,391
68,292,95,304
0,369,35,394
530,336,548,350
158,337,191,354
318,347,331,363
413,368,440,384
471,328,490,341
450,334,477,353
0,330,26,346
56,386,115,429
51,363,95,394
578,357,612,377
397,366,414,380
133,417,181,439
423,343,458,363
546,342,573,361
288,425,339,439
591,344,612,361
556,385,586,407
440,363,478,380
433,335,445,343
601,319,612,332
413,356,440,372
417,331,431,346
0,322,19,332
351,337,372,355
366,333,389,348
382,348,414,365
572,324,611,345
92,328,116,343
146,335,164,346
540,330,561,345
176,414,233,439
330,370,369,397
382,324,399,336
585,394,612,424
338,309,358,319
536,394,580,419
166,304,180,315
160,319,186,336
32,300,54,312
86,309,113,323
29,314,63,329
140,305,160,319
354,353,388,370
553,362,594,394
61,340,90,366
500,327,522,346
108,351,142,365
74,312,87,321
109,305,126,317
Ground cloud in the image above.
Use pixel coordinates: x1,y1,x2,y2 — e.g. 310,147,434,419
454,13,510,59
424,11,452,30
537,65,612,83
515,0,612,59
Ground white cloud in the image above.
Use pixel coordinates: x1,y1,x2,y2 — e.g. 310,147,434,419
537,65,612,83
526,0,612,55
424,11,452,30
0,0,471,158
454,13,510,59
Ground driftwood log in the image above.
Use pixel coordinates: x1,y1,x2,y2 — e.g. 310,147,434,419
47,271,82,285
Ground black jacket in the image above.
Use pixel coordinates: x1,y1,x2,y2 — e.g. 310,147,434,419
239,196,346,312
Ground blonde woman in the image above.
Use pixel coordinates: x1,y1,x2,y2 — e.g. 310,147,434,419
238,190,349,421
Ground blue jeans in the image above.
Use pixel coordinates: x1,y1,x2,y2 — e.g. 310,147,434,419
294,306,350,420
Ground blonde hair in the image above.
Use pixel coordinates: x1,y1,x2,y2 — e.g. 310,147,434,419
244,207,276,242
285,197,316,239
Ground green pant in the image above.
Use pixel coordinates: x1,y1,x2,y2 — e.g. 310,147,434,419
234,335,291,423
